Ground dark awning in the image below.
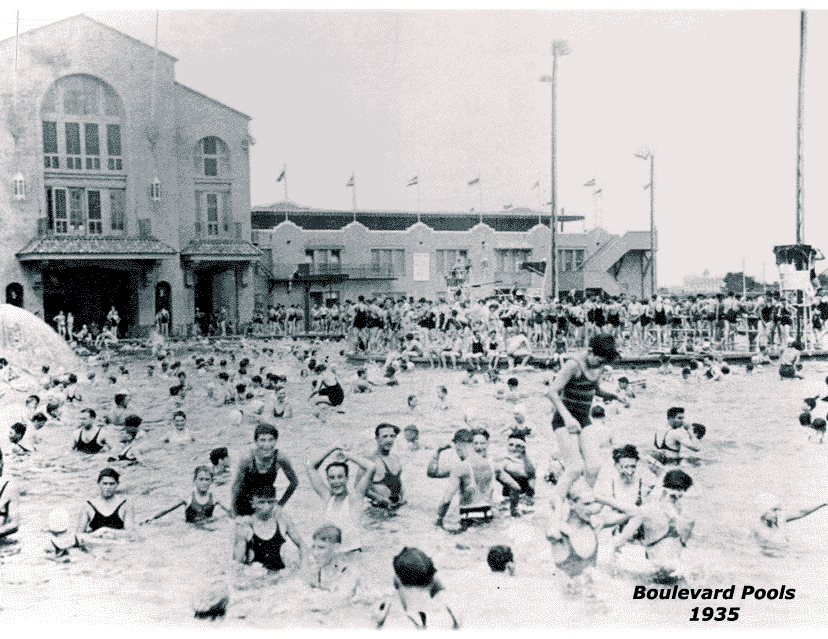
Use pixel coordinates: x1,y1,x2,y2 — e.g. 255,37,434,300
17,235,177,261
181,238,263,262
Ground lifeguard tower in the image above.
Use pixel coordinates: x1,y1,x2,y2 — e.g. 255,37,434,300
773,244,824,350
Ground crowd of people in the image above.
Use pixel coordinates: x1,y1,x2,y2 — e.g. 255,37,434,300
255,289,824,360
0,310,825,627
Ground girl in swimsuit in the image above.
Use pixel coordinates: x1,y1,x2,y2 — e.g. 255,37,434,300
272,386,293,419
234,492,304,573
78,468,135,538
142,466,230,526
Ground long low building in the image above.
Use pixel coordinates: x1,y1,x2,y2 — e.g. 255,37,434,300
251,202,655,311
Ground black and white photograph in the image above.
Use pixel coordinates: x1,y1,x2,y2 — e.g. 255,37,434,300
3,4,828,630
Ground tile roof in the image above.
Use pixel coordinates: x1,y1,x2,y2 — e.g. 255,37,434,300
17,235,177,259
181,238,263,258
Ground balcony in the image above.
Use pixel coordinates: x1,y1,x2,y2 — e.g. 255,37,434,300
267,262,398,281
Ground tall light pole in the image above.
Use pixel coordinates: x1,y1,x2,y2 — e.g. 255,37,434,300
540,39,571,301
634,150,656,297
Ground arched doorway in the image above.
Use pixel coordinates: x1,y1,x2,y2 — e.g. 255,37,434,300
155,281,172,334
5,283,23,307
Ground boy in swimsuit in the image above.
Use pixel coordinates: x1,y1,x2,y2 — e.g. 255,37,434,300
231,422,299,516
303,524,361,602
73,408,112,455
78,467,135,539
779,341,805,379
234,490,304,574
0,448,20,542
650,407,701,469
500,432,536,516
8,422,34,455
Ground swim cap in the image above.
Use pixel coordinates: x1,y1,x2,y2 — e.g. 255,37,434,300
662,469,693,491
756,492,780,514
48,508,70,533
393,547,436,587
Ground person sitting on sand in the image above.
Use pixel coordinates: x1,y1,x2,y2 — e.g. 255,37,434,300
77,468,135,538
0,448,20,542
142,465,230,527
753,492,828,555
233,490,304,574
73,408,112,455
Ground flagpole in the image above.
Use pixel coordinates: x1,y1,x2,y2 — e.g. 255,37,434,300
478,178,482,223
417,181,421,221
352,172,357,220
283,163,288,202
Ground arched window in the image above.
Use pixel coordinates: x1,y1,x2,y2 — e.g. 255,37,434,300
194,137,230,177
5,283,23,308
41,75,126,236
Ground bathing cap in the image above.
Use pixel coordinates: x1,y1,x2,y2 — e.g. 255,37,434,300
48,508,70,533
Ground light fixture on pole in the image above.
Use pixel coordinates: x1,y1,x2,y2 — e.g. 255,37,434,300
540,38,572,301
634,149,656,297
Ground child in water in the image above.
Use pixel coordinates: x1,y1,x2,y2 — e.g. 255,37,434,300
142,466,230,527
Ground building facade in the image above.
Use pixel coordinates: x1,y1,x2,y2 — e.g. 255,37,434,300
251,203,654,311
0,15,260,337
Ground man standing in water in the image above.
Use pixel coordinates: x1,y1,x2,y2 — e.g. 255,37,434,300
231,423,299,517
651,407,701,468
0,448,20,543
362,424,405,511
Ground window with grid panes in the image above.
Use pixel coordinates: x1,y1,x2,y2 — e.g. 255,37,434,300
195,137,230,177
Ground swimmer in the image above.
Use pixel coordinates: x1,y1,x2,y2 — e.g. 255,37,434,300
108,414,143,463
753,492,828,555
372,547,461,630
0,448,20,541
309,366,345,408
545,335,623,534
210,447,231,485
650,407,700,468
230,422,299,517
806,417,826,443
73,408,112,455
505,377,527,404
779,341,805,379
361,423,405,511
142,465,230,526
407,394,419,412
487,545,515,576
306,447,370,552
9,422,34,455
78,468,135,538
44,508,85,560
545,478,608,578
233,491,304,574
592,445,657,544
403,424,421,451
461,366,479,385
597,469,695,575
352,368,378,394
436,386,449,411
303,524,360,598
163,411,195,445
500,432,536,516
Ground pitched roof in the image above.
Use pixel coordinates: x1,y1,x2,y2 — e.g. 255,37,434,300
175,82,252,121
181,238,263,259
0,14,178,62
17,235,177,260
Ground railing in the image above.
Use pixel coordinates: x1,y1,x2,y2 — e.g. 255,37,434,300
268,262,398,280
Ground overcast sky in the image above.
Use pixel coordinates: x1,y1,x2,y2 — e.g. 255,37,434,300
3,7,826,286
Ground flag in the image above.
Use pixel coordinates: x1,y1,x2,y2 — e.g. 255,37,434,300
545,201,552,205
594,188,603,196
468,176,480,186
503,204,512,210
277,168,286,182
520,261,547,276
407,176,418,187
470,207,475,212
531,181,540,189
583,178,596,187
345,174,354,188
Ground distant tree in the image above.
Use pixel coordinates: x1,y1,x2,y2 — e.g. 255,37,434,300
723,272,764,294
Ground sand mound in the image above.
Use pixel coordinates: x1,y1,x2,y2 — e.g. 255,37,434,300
0,304,82,374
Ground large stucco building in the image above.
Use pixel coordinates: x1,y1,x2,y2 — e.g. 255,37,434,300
251,202,655,310
0,15,260,337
